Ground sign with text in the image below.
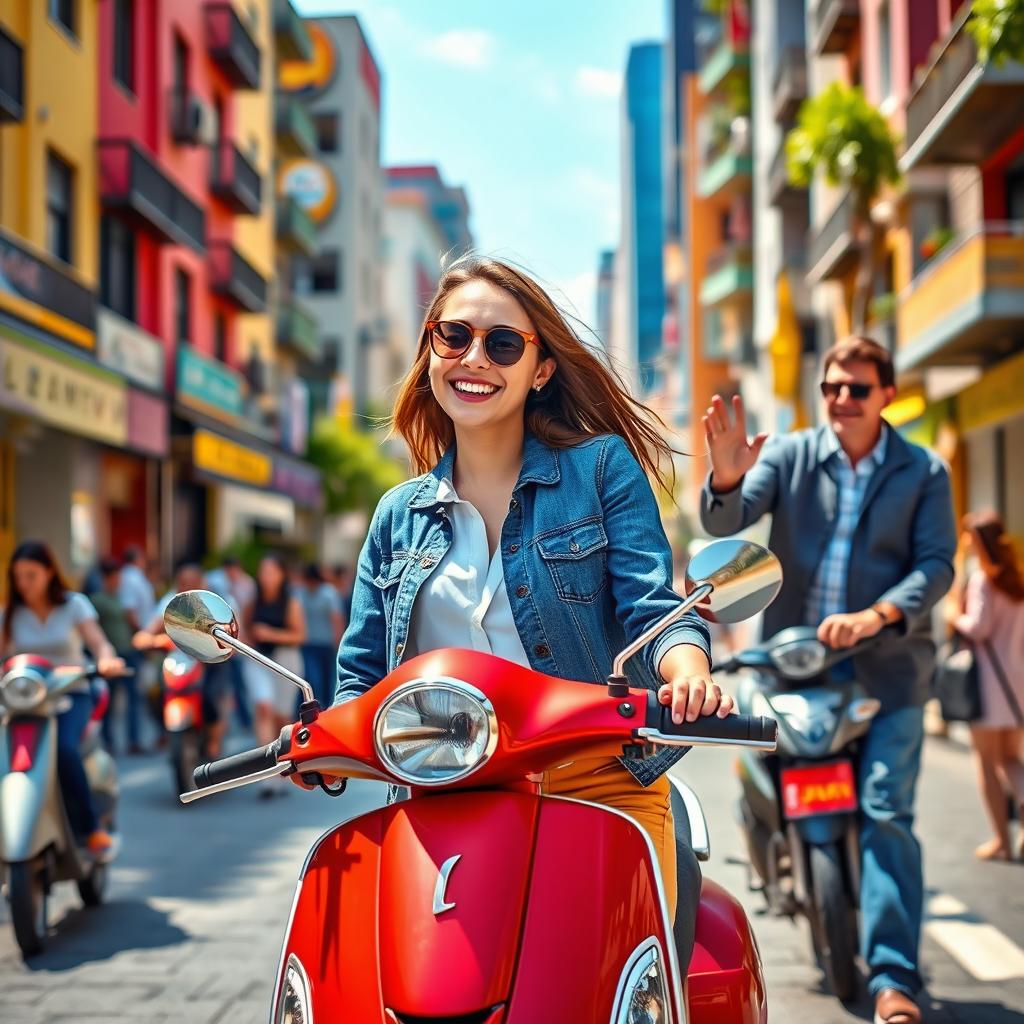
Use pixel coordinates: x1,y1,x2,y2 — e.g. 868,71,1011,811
193,428,272,487
177,346,244,420
97,309,165,391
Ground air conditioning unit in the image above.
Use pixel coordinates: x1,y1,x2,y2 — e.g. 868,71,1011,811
171,91,217,147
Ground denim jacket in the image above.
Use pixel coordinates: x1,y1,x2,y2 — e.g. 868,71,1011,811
335,432,712,785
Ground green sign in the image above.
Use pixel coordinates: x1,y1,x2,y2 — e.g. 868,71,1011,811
176,346,244,420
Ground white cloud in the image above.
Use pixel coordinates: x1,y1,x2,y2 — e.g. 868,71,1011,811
420,29,497,71
556,270,600,328
573,67,622,100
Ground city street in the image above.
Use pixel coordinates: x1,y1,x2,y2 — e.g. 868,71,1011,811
1,730,1023,1022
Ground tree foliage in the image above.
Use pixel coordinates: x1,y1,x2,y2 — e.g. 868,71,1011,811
306,418,407,516
968,0,1024,66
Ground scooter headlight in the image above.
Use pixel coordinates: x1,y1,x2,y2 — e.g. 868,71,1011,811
769,638,827,679
611,939,671,1023
374,679,498,786
1,671,48,711
275,955,312,1024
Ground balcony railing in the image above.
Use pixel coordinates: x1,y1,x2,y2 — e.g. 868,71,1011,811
275,195,318,256
811,0,859,55
697,138,753,199
275,97,317,157
98,139,206,252
274,0,313,62
209,241,268,312
806,188,859,283
772,45,807,123
902,5,1024,169
768,141,808,206
698,37,750,95
204,2,261,90
895,222,1024,371
700,244,754,307
210,142,262,215
277,299,322,361
0,27,24,123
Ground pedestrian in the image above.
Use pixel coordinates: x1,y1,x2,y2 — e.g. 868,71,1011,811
243,554,305,795
0,541,124,854
297,563,344,709
204,556,256,730
700,335,956,1024
118,545,155,635
329,562,354,625
946,510,1024,862
88,556,145,755
322,255,722,970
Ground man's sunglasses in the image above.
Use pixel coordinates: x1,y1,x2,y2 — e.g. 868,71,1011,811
425,320,541,367
820,380,877,401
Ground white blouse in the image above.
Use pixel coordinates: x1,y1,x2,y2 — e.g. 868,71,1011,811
407,477,531,666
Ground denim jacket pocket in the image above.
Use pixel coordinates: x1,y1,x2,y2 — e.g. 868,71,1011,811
535,518,608,603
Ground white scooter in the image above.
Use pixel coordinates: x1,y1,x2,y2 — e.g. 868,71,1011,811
0,655,120,957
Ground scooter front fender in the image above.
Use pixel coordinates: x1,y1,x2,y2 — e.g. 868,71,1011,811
792,812,851,845
0,718,64,862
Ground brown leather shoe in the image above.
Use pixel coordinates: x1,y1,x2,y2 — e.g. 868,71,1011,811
874,988,921,1024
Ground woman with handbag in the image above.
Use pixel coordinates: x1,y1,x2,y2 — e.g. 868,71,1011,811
946,511,1024,861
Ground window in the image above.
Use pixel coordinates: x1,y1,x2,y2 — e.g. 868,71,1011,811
100,216,136,321
48,0,76,37
213,313,227,362
175,268,191,344
113,0,134,91
878,1,892,100
46,151,74,265
314,112,339,153
294,250,340,294
173,34,189,93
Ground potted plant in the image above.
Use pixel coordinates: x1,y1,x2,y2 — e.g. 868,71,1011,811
920,226,955,262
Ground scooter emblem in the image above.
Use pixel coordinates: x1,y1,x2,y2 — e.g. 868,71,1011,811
433,854,461,915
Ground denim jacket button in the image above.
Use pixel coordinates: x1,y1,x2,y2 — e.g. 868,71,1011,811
420,556,434,569
509,543,520,553
395,642,404,657
510,498,518,509
515,585,529,598
569,541,581,553
534,643,550,657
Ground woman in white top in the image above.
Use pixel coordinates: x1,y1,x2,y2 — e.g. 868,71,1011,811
948,511,1024,861
1,541,124,854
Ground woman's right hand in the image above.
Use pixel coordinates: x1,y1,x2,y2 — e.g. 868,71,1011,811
132,630,154,650
702,394,768,493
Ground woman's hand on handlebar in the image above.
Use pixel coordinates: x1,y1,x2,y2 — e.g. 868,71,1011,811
657,644,735,724
290,770,343,792
97,655,127,677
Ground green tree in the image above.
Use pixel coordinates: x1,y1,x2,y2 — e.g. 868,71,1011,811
786,82,900,331
306,418,407,516
968,0,1024,66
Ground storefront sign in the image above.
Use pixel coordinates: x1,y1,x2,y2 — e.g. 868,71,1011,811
278,22,337,95
177,347,244,420
272,458,322,508
957,348,1024,434
127,390,169,457
278,160,337,224
0,331,127,445
193,428,272,487
97,309,165,390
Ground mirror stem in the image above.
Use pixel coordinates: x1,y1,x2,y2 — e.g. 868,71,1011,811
607,583,713,697
211,627,319,712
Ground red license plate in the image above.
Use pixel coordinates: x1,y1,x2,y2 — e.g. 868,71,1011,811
781,761,857,819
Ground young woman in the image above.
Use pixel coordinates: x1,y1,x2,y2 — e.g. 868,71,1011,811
244,554,306,794
0,541,124,854
948,511,1024,861
331,256,731,939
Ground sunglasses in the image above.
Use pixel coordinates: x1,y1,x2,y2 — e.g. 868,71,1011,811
426,320,541,367
820,380,877,401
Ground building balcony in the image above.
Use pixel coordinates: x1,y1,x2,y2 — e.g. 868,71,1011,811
275,195,318,256
209,241,268,312
274,0,313,62
806,188,860,283
700,244,754,307
276,298,322,361
895,222,1024,371
698,37,750,95
275,97,317,157
98,139,206,252
210,142,262,215
772,45,807,123
697,138,752,199
810,0,859,56
768,141,808,206
901,6,1024,170
204,2,261,90
0,26,24,123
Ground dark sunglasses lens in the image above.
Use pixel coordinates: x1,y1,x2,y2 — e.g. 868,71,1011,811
821,381,872,400
485,329,527,365
848,383,872,399
432,322,472,356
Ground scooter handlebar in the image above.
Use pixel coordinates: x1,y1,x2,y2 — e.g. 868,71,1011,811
193,741,282,789
643,696,778,749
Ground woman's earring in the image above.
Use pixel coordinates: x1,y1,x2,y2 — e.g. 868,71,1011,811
534,384,543,392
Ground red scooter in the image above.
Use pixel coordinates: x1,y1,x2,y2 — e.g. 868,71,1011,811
164,538,783,1023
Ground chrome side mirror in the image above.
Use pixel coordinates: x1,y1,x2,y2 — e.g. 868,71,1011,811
164,590,238,664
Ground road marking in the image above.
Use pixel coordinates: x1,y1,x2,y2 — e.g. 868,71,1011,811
926,893,1024,981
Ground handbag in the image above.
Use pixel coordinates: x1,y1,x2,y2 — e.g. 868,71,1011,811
934,633,982,722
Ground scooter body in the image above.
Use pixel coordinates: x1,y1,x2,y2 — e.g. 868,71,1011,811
158,640,206,796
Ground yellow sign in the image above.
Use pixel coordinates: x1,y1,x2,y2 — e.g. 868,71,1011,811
0,334,126,445
957,348,1024,434
278,159,338,224
193,429,272,487
278,23,337,94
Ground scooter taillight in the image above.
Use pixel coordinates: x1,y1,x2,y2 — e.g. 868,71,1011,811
9,719,43,772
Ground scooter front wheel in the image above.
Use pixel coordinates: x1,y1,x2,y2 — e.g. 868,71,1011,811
8,860,48,957
77,861,108,906
808,842,858,1001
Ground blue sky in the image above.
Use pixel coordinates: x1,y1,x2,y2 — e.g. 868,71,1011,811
294,1,665,329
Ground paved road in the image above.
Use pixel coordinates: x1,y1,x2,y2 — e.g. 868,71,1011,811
1,732,1022,1022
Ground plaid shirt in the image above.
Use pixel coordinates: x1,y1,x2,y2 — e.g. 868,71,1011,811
805,427,889,626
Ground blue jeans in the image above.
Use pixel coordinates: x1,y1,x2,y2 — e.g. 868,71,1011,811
57,692,100,839
858,705,925,998
302,644,337,709
205,658,251,729
101,651,142,750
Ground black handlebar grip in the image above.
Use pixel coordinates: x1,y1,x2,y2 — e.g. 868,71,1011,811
648,698,777,745
192,741,280,789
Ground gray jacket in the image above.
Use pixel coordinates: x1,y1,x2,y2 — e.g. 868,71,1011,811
699,425,956,711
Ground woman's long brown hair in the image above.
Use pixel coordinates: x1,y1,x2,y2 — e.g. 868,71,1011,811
2,541,72,652
390,256,680,492
964,510,1024,602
